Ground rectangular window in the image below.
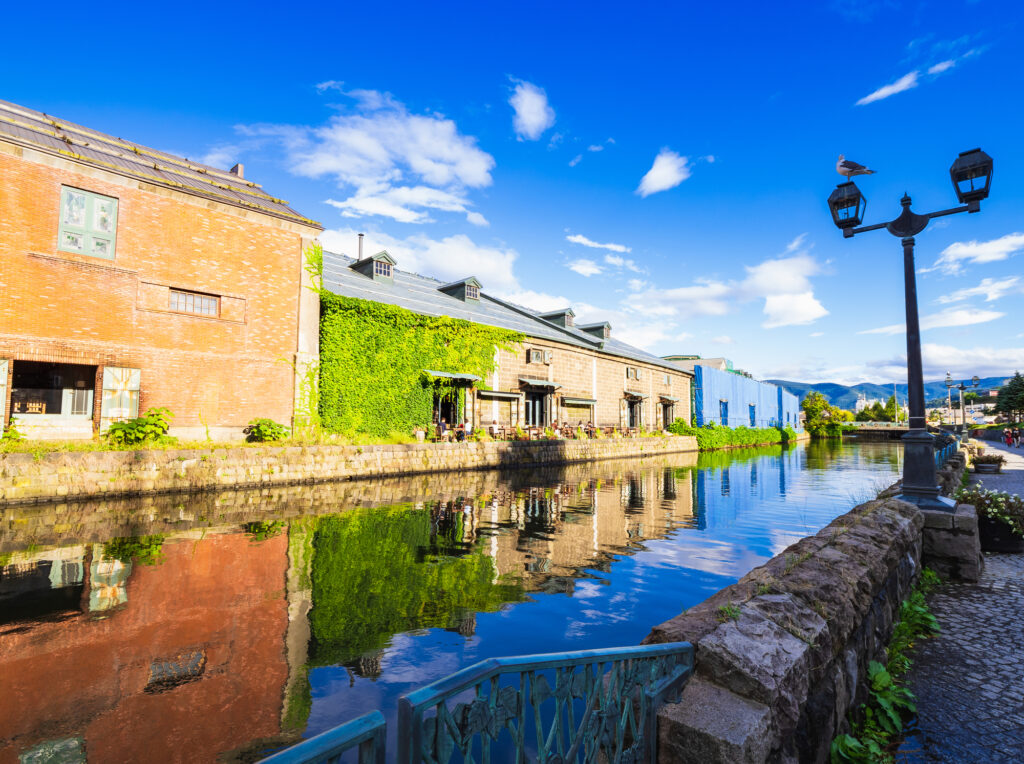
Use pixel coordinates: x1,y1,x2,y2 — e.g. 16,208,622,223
528,348,544,363
626,367,636,379
720,400,729,426
465,284,479,300
664,374,670,385
749,404,757,427
373,260,393,278
169,289,219,317
58,187,118,260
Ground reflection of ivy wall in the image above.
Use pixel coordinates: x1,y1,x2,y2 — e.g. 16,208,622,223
309,505,525,666
319,294,523,436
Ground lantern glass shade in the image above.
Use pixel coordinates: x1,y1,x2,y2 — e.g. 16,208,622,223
949,148,993,204
827,182,866,229
945,373,953,388
971,375,980,386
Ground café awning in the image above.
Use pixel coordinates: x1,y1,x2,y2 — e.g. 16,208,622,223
477,389,522,400
562,397,597,406
623,390,648,399
423,370,481,383
519,377,562,389
659,395,680,402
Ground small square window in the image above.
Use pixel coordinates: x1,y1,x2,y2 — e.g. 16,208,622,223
465,284,479,300
373,260,393,278
58,187,118,260
170,289,220,317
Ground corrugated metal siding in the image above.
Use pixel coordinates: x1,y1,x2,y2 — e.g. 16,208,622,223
693,366,802,431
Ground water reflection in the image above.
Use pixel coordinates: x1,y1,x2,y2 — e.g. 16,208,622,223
0,442,900,762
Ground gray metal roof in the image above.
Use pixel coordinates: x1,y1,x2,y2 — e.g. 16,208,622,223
322,250,687,373
0,99,321,229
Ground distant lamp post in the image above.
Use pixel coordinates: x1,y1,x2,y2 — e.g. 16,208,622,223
952,375,981,436
827,150,994,511
945,372,954,426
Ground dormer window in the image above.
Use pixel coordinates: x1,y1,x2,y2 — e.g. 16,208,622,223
465,284,479,300
350,250,397,281
439,277,482,302
374,260,393,278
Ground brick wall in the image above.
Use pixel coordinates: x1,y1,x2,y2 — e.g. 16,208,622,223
0,143,320,435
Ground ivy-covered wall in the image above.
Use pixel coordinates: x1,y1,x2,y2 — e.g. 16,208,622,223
319,293,524,436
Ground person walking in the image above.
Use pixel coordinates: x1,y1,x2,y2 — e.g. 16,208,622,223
1013,426,1021,448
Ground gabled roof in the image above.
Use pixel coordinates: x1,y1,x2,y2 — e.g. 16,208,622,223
352,250,397,266
322,250,687,373
0,98,321,229
439,276,482,290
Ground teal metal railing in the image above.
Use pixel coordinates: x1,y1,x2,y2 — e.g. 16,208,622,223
260,710,386,764
261,642,693,764
934,441,957,468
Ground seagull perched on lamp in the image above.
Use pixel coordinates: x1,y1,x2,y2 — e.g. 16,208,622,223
837,155,875,179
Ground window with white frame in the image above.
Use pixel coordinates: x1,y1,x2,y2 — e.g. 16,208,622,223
528,349,544,363
169,289,219,317
58,187,118,259
373,260,393,278
465,284,479,300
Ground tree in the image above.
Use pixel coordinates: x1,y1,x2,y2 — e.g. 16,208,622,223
883,395,897,423
995,372,1024,423
801,391,849,438
869,401,886,421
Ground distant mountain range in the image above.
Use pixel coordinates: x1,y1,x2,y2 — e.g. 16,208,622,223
766,376,1012,410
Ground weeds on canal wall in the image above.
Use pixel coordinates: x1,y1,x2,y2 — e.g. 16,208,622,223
830,568,941,764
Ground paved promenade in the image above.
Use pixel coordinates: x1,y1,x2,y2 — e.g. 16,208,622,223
902,439,1024,763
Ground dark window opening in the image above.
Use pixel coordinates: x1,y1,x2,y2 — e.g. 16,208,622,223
628,399,642,428
11,361,96,417
719,400,729,426
524,392,547,426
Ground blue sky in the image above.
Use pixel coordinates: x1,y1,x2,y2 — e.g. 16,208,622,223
4,0,1022,384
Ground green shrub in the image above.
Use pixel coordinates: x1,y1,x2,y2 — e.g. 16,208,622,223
104,408,174,446
243,418,290,443
2,416,24,442
666,420,787,451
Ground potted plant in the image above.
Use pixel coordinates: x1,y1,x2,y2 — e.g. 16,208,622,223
956,484,1024,552
973,453,1005,474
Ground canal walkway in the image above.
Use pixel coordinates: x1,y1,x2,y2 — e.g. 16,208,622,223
905,439,1024,763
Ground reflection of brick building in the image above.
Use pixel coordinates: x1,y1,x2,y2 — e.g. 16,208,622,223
0,99,322,440
0,532,289,764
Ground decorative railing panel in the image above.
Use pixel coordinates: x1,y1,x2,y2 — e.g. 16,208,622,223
260,710,386,764
397,642,693,764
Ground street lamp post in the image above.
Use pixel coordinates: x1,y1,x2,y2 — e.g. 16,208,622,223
953,375,981,437
945,372,954,428
827,149,993,512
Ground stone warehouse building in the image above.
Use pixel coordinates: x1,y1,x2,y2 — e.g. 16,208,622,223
322,248,692,431
0,99,322,439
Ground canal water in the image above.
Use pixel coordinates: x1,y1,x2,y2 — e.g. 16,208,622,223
0,441,900,762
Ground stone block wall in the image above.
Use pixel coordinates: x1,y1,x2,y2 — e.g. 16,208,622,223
646,497,925,764
0,435,698,505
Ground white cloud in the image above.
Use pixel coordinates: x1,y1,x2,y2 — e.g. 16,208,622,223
569,154,583,167
929,233,1024,275
704,155,716,163
465,211,489,227
320,227,520,295
810,332,825,337
603,254,642,273
712,336,734,345
856,70,919,105
508,79,556,141
567,259,603,277
937,277,1022,304
621,239,828,329
870,344,1024,380
244,89,493,225
199,145,238,169
566,234,631,253
504,289,572,313
636,149,691,197
628,279,648,291
762,292,829,328
928,59,955,74
859,307,1005,335
587,144,604,152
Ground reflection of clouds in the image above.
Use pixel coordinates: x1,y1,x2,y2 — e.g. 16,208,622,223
573,580,603,600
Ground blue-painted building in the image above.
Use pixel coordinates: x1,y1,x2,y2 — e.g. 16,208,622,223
692,365,802,431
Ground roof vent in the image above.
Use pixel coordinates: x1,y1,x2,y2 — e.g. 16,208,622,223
538,308,576,328
439,277,482,303
349,250,397,282
578,321,612,340
229,163,244,178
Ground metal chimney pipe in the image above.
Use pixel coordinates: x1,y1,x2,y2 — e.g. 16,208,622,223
358,233,364,260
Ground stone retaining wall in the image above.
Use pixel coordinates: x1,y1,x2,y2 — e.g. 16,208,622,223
646,497,925,764
0,436,697,505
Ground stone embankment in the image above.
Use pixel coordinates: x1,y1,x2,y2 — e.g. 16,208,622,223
646,453,982,764
0,436,697,505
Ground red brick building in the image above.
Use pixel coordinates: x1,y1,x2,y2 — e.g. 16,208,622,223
0,99,322,440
